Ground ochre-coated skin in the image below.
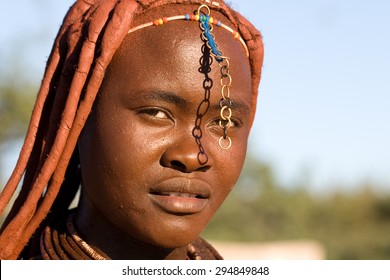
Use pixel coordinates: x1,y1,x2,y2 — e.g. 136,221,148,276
0,0,263,260
77,7,252,259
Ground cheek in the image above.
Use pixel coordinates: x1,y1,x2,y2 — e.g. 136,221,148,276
80,111,141,190
211,137,248,203
95,111,155,163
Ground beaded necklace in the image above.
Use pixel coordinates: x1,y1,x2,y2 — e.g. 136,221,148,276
40,213,203,260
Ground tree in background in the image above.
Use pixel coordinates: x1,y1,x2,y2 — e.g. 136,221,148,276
0,81,35,144
202,155,390,259
0,77,36,224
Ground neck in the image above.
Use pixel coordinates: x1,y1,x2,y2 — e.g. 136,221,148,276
74,195,189,260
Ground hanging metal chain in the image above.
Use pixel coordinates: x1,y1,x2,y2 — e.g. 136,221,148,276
218,58,232,149
197,4,232,149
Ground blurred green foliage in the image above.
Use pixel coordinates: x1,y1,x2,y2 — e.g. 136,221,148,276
1,78,390,260
202,157,390,259
0,81,36,143
0,78,36,223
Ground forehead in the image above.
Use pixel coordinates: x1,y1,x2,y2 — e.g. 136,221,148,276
103,4,251,105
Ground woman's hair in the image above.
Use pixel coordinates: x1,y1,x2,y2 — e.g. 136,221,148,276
0,0,263,259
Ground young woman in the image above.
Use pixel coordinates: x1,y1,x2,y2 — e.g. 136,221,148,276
0,0,264,259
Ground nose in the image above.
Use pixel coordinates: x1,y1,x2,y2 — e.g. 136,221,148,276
160,135,212,173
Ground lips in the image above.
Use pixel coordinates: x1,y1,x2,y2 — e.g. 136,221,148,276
155,191,206,198
149,178,210,214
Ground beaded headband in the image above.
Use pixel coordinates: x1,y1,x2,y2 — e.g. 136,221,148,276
128,7,250,58
128,4,248,150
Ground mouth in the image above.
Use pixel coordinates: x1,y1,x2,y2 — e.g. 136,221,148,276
149,178,210,215
150,191,206,199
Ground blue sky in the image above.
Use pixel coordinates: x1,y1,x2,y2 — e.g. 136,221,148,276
1,1,389,192
234,0,390,191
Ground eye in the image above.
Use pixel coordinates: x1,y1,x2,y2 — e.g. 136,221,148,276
138,108,171,120
226,118,242,128
208,117,242,134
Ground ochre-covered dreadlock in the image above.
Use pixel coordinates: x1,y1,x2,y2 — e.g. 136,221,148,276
0,0,264,259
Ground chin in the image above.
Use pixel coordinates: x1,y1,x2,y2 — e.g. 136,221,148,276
136,220,206,249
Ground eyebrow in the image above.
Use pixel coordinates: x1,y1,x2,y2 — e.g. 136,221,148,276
136,90,188,107
210,99,250,115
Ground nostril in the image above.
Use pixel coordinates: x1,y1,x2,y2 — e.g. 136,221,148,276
161,152,212,173
197,165,210,172
171,160,186,171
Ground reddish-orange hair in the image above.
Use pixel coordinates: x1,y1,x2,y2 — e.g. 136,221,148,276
0,0,263,259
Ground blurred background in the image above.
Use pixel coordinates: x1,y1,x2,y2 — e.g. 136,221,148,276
1,0,389,259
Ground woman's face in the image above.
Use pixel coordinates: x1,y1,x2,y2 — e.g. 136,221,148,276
78,9,252,251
